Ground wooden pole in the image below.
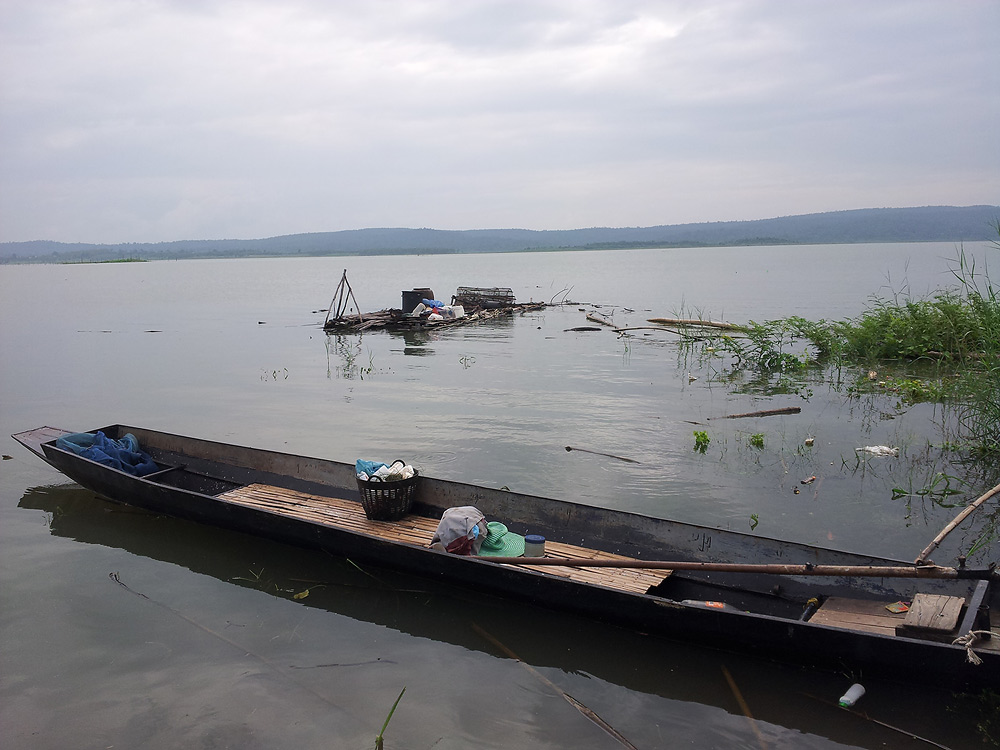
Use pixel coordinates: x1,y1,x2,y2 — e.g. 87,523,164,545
475,557,998,580
323,270,365,326
916,481,1000,564
334,270,348,317
323,271,347,327
342,272,363,324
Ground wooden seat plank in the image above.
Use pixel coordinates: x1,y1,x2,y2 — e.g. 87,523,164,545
219,483,670,594
900,593,964,633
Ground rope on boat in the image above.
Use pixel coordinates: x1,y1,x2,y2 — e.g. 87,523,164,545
951,630,993,665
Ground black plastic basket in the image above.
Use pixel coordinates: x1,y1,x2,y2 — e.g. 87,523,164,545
356,470,420,521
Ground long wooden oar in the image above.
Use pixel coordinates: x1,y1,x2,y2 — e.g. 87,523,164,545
916,481,1000,564
476,556,998,580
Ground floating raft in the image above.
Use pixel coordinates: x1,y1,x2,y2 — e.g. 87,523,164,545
323,301,546,332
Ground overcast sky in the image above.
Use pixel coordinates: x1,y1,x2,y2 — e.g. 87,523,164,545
1,1,997,244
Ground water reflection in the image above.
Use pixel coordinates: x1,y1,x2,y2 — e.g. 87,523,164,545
391,329,436,356
18,483,988,749
324,333,382,379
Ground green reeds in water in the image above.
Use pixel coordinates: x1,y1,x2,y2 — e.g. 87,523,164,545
681,230,1000,455
375,687,405,750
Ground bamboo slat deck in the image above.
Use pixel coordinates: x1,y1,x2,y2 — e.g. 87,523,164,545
219,483,671,594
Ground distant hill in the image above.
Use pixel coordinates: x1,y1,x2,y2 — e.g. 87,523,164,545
2,205,997,263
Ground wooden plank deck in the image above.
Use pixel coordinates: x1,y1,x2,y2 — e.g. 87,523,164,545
810,597,908,636
812,596,1000,655
219,483,671,594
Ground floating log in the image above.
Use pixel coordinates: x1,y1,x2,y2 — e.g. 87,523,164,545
586,312,617,328
613,326,695,334
648,317,744,331
709,407,801,420
565,446,640,464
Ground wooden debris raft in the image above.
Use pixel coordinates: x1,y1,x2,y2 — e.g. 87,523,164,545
321,276,547,332
323,297,546,333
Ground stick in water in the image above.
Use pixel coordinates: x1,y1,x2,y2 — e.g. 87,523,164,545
710,407,801,420
647,317,744,331
471,622,639,750
565,446,640,464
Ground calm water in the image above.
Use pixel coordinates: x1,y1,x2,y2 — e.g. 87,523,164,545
1,243,996,749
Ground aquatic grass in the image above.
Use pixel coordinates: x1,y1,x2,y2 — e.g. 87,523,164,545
683,231,1000,455
834,290,991,361
949,688,1000,746
945,239,1000,455
890,472,967,502
968,524,998,557
375,687,406,750
715,319,815,374
693,430,710,454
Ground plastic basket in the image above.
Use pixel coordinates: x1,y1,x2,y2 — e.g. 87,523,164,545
356,470,420,521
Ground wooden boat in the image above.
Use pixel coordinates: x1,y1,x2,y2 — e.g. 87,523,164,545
13,424,1000,690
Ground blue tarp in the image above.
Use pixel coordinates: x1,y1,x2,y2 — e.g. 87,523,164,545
56,431,159,476
355,459,387,476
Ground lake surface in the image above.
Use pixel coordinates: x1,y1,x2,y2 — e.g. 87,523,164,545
1,242,997,749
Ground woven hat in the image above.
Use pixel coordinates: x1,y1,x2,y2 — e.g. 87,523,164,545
477,521,525,557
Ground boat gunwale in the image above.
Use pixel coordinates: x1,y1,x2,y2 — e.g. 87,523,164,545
60,423,920,564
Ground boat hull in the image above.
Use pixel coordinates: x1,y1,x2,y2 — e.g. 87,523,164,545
14,424,999,690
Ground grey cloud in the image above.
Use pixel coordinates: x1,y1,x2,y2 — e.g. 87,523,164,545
0,0,996,242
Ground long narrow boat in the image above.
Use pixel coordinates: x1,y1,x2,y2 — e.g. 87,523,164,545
14,424,999,690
